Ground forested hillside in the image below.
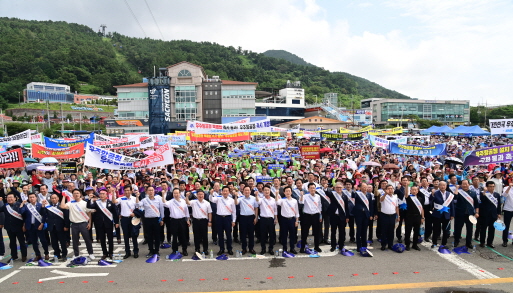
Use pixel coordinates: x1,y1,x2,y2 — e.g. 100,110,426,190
0,17,410,109
263,50,314,67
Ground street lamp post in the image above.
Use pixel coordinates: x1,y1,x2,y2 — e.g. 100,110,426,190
18,92,21,107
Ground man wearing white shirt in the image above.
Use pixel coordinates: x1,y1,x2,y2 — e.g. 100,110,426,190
112,185,139,259
299,182,322,253
235,186,258,255
276,186,299,254
210,186,236,255
256,186,277,255
379,184,400,251
185,190,212,253
502,182,513,247
302,173,320,192
163,188,190,256
136,186,164,257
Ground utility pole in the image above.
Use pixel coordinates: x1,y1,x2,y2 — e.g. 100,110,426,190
61,102,64,132
46,99,51,129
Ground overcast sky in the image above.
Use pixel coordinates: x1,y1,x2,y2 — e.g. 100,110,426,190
2,0,512,106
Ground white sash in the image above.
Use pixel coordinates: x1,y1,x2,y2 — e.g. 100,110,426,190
293,188,301,199
6,204,23,220
27,203,43,223
146,198,161,217
419,187,430,199
342,189,355,206
172,199,186,216
306,194,321,214
449,184,457,194
316,188,331,204
221,198,233,213
195,200,208,216
37,193,46,203
46,205,64,219
458,189,474,206
332,191,346,214
410,195,423,214
378,189,385,196
72,202,90,222
385,195,397,208
97,201,113,222
284,199,296,215
21,193,28,201
434,192,454,210
485,192,498,207
262,197,275,215
356,191,369,211
241,198,255,215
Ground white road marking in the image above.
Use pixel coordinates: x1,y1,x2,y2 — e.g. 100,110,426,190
0,270,21,284
38,269,109,282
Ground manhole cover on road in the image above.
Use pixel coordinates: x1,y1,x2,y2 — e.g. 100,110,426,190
478,251,510,263
269,258,286,268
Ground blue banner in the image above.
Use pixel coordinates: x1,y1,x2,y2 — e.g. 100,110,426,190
44,133,94,148
390,142,447,156
267,164,285,170
256,176,273,183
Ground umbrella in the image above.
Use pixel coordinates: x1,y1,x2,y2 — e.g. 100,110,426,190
383,163,400,169
26,163,44,171
361,161,381,167
320,147,334,153
24,158,38,163
216,145,228,151
175,148,187,154
40,157,59,164
444,157,463,164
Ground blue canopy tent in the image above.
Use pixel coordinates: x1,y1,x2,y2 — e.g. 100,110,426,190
421,125,453,135
445,125,490,136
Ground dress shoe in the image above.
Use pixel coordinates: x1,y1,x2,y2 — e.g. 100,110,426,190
45,254,50,260
454,242,459,248
350,238,356,243
187,242,191,246
405,246,410,251
503,242,508,248
233,238,240,243
466,245,473,249
22,256,27,262
145,253,153,258
387,245,393,250
268,250,275,255
61,256,67,262
412,246,421,251
217,250,225,256
35,255,42,261
431,244,436,248
142,240,148,245
381,247,386,251
314,247,322,252
320,239,326,244
241,249,247,255
260,249,266,255
133,253,139,258
397,238,403,243
228,250,234,255
182,250,188,256
486,244,495,249
473,237,479,242
249,249,256,255
213,241,218,245
290,249,298,254
117,239,122,244
101,255,107,260
479,243,485,248
66,242,70,248
256,239,261,244
424,237,431,243
123,253,131,259
330,247,336,252
299,248,306,253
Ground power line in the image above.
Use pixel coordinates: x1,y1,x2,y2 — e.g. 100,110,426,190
123,0,147,38
144,0,165,40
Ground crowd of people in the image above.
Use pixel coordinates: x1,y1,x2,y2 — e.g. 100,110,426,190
0,133,512,263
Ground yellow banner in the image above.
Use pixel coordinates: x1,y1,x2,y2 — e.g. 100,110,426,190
368,127,403,136
359,126,373,132
251,132,280,136
339,127,356,133
169,131,191,140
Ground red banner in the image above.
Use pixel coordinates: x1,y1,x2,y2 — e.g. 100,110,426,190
0,148,25,168
189,132,251,142
32,143,85,159
300,145,320,160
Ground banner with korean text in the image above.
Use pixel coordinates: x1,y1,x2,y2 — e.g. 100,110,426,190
0,130,31,145
189,132,251,142
84,143,173,170
321,132,367,141
0,148,25,168
32,143,84,159
187,119,272,134
390,143,447,156
243,140,286,151
489,119,513,135
463,144,513,166
45,133,94,148
300,145,320,160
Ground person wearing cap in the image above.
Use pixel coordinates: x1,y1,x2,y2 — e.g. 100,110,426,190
136,186,165,257
44,193,70,262
87,189,119,262
453,180,479,249
20,192,49,261
112,185,139,259
0,192,27,261
478,181,501,248
210,186,236,256
163,188,190,256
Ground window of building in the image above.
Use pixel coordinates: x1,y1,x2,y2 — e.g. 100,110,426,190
178,69,192,77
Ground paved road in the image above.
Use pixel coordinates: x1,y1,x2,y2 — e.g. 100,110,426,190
1,227,512,293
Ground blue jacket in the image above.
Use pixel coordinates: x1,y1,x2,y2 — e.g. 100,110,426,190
431,190,455,219
20,202,47,230
352,191,374,218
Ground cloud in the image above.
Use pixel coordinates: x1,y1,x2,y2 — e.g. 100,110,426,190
1,0,512,105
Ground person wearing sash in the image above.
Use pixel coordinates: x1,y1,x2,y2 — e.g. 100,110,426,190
299,183,322,253
163,188,191,256
270,177,282,242
353,182,374,252
0,193,28,261
431,181,455,248
374,180,388,242
234,186,258,255
366,183,378,243
210,186,236,256
404,186,424,251
478,181,501,248
159,181,173,245
276,186,299,254
453,180,479,249
252,181,265,244
419,177,434,242
471,176,483,242
379,185,399,251
136,186,165,257
20,193,49,260
60,189,95,260
328,182,349,251
44,193,70,262
342,180,356,243
318,177,332,244
112,185,139,259
37,185,51,204
185,189,212,254
256,185,277,255
394,176,410,243
502,181,513,247
87,189,119,261
209,182,222,245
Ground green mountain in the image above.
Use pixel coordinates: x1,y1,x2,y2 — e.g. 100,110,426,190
0,17,410,110
263,50,314,67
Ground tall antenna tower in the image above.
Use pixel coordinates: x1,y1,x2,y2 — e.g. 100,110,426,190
100,24,107,36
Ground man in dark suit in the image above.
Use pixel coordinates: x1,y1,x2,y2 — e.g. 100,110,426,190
318,177,332,244
453,180,480,249
431,181,455,248
394,176,410,243
87,189,119,261
404,186,425,251
44,193,70,261
479,181,502,248
353,183,374,252
328,182,349,251
20,193,49,261
0,193,28,261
